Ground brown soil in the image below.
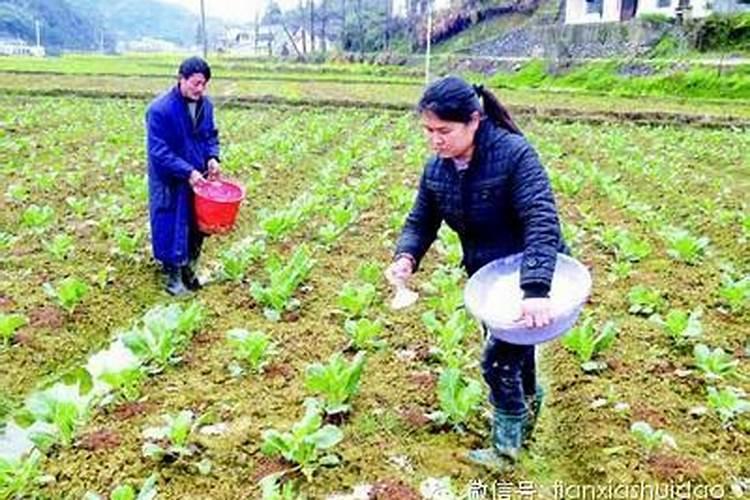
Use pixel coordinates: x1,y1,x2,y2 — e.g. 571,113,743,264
0,294,15,311
409,371,438,393
631,402,670,428
265,362,295,380
647,453,703,481
369,479,421,499
647,358,676,375
193,330,220,346
28,305,65,329
399,406,431,429
250,456,292,484
112,401,152,421
77,429,122,451
13,329,34,347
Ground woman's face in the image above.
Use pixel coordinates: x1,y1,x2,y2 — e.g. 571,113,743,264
421,110,480,160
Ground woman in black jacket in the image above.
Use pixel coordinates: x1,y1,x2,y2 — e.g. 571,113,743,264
388,75,567,468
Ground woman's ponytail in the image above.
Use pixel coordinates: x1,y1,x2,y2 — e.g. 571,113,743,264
473,84,523,136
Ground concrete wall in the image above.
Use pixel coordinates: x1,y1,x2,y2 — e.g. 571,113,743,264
566,0,623,24
565,0,720,23
712,0,750,13
471,19,672,58
637,0,711,19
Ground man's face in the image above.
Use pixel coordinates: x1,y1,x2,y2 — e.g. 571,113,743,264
179,73,208,101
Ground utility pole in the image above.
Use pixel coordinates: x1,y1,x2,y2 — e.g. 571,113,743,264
321,0,327,53
100,28,104,53
425,0,432,86
200,0,208,58
310,0,315,52
254,10,260,55
341,0,347,50
384,0,391,51
299,0,307,54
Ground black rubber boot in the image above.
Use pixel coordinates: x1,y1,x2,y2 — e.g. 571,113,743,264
181,261,202,291
165,266,190,296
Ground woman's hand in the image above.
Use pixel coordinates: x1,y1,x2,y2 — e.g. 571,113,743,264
520,298,552,328
386,255,414,285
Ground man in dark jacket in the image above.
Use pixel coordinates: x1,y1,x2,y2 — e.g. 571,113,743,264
146,57,220,295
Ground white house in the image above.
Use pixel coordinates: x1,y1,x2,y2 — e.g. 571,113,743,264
116,37,180,53
565,0,715,23
0,38,44,57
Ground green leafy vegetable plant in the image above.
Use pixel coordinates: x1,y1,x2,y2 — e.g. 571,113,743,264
0,450,46,500
630,421,677,453
142,410,208,464
45,233,75,261
627,285,664,316
24,383,92,448
337,282,377,318
693,344,739,380
227,328,275,374
84,474,158,500
706,387,750,425
304,352,366,415
43,277,89,314
260,398,343,481
0,313,28,347
344,317,385,350
429,367,484,427
663,227,709,264
562,317,618,372
250,245,315,321
651,308,702,345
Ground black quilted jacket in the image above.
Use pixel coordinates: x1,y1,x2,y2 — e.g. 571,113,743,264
395,119,567,295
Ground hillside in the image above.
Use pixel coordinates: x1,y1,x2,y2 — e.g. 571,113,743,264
0,0,99,50
0,0,200,51
430,0,562,55
66,0,199,47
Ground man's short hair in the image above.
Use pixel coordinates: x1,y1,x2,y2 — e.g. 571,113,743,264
178,56,211,81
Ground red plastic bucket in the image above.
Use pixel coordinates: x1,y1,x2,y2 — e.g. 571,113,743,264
193,178,245,234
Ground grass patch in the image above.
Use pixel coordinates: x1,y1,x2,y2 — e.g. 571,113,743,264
489,59,750,99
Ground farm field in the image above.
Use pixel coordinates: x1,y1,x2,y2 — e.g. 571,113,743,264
2,55,750,124
0,58,748,499
2,72,750,129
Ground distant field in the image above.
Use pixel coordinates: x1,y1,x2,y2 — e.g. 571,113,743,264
1,66,749,125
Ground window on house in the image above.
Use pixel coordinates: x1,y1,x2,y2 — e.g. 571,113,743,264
657,0,671,7
586,0,604,14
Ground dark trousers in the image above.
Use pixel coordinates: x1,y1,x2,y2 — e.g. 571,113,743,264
481,334,536,414
163,229,205,273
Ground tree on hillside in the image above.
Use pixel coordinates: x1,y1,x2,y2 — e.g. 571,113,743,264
263,0,421,55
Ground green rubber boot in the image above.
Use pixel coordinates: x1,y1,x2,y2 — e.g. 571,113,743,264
466,410,528,470
524,385,545,442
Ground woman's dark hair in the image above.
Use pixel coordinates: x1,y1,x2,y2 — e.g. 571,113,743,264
417,75,522,135
178,56,212,81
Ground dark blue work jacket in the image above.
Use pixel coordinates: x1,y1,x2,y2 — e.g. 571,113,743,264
145,86,220,266
395,119,566,293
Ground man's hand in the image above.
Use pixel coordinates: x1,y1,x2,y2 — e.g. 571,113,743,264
189,169,206,187
207,158,220,181
519,298,552,328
